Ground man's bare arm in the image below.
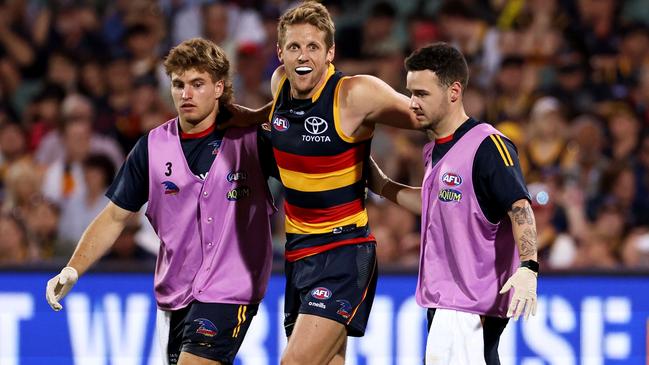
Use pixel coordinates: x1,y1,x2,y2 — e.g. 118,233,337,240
67,201,136,275
507,199,538,262
367,156,421,215
339,75,420,136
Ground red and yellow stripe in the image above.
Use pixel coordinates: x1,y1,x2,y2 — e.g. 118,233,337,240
274,145,366,193
285,206,368,234
285,199,364,224
274,145,366,174
285,236,375,262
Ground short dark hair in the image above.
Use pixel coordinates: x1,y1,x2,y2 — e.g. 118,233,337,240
405,42,469,90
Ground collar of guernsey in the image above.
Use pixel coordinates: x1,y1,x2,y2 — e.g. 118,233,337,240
269,63,375,261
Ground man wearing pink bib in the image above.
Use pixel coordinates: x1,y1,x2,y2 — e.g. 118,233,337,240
46,38,276,365
370,43,539,365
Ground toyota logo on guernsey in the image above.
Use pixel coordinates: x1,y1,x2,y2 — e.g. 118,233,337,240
304,116,328,135
303,116,331,142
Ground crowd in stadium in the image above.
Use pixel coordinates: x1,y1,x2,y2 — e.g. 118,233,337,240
1,0,648,270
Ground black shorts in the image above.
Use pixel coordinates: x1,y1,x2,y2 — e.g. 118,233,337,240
165,301,258,365
284,242,378,338
427,308,509,365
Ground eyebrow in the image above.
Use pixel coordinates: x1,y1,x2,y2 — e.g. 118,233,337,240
172,77,206,84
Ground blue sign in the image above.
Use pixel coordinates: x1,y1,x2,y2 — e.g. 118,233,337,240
0,273,647,364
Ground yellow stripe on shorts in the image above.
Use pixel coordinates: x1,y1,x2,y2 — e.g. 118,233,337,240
232,305,247,338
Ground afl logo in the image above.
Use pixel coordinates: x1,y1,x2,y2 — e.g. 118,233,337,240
273,116,289,131
304,116,328,135
226,170,248,182
442,172,463,186
310,287,332,300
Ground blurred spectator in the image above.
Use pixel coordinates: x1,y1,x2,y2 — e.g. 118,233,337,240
0,0,35,69
369,201,419,269
542,49,596,118
234,43,272,109
523,97,568,183
0,213,31,265
123,23,160,79
335,1,404,87
46,51,78,93
487,56,532,123
199,1,266,71
259,7,282,80
437,1,500,87
463,84,488,121
77,57,116,134
634,132,649,225
602,104,641,161
621,229,649,268
573,200,626,269
102,214,156,262
24,197,60,259
57,154,115,255
37,2,107,65
588,162,641,227
406,14,438,53
35,93,123,168
2,158,43,218
0,122,28,186
568,0,619,57
25,83,65,150
562,114,609,199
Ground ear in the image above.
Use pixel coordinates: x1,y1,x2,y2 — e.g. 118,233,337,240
449,81,462,103
326,44,335,64
277,43,284,63
214,79,224,99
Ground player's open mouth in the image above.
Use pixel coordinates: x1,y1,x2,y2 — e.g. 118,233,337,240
295,66,313,75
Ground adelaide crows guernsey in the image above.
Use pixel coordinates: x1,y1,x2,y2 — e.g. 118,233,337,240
270,64,375,261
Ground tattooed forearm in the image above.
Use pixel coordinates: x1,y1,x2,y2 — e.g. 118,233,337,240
519,227,537,259
509,199,538,261
510,205,534,226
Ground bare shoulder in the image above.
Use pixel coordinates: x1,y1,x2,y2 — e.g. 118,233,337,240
341,74,388,96
338,74,391,109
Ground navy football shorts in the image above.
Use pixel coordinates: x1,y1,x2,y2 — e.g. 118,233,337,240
161,301,258,365
284,242,378,337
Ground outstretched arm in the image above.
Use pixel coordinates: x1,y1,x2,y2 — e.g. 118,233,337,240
67,202,135,274
368,156,422,215
341,75,420,132
46,202,135,310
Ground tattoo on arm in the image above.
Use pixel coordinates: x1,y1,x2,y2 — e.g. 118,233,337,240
519,227,537,259
511,205,534,226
